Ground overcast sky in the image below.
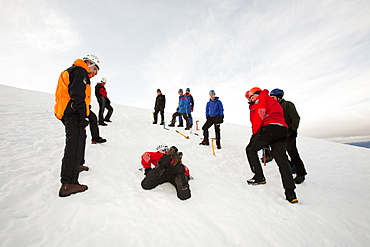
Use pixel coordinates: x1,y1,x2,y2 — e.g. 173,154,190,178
1,0,369,140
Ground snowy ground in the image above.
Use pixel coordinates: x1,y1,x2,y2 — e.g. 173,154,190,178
1,85,369,247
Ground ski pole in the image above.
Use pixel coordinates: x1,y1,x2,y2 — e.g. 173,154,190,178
196,120,199,130
263,148,266,166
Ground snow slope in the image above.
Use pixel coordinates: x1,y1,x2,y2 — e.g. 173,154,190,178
0,85,369,247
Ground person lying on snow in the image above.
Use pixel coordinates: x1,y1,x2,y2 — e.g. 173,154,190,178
141,145,191,200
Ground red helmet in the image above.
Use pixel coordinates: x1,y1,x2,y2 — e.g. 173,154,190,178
245,87,262,98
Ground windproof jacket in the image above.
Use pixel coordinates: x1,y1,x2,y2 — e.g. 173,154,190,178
206,97,224,118
54,59,91,119
177,95,190,114
249,89,287,134
280,99,300,131
141,152,190,176
95,83,108,99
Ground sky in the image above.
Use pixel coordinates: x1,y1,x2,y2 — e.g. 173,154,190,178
1,0,370,141
1,85,370,246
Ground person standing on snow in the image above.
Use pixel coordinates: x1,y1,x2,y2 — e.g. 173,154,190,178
54,54,100,197
199,90,224,149
168,89,191,130
88,107,107,144
245,87,298,204
178,88,194,128
153,89,166,125
141,146,191,200
95,77,114,126
270,88,307,184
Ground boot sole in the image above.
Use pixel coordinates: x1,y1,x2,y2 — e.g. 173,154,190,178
247,181,267,185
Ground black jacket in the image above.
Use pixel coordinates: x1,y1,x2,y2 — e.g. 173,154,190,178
154,94,166,111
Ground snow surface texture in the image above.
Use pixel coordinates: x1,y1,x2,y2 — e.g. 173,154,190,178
0,85,369,247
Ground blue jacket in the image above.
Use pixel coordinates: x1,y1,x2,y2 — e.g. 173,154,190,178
178,95,190,114
206,97,224,117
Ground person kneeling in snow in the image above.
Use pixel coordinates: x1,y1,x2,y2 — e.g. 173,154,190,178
141,146,191,200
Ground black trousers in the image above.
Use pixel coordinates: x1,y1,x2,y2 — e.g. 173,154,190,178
287,137,307,177
141,167,191,200
202,119,221,143
60,114,86,184
245,125,295,191
98,97,114,123
153,109,164,123
170,112,190,129
88,110,100,139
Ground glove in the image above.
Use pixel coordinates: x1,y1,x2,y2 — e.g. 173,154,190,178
79,116,89,127
289,130,297,139
144,167,152,175
191,108,194,112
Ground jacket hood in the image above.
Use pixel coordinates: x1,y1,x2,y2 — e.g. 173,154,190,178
259,89,269,96
73,59,92,77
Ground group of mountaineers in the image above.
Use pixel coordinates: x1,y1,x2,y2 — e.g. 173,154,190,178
54,54,307,203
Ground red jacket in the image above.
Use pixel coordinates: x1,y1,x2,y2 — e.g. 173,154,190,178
249,89,287,134
141,152,190,176
96,83,108,98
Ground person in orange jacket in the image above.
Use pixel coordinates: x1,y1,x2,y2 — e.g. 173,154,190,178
54,54,100,197
245,87,298,203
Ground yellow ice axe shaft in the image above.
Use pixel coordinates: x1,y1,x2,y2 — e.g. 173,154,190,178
211,138,216,156
176,130,190,139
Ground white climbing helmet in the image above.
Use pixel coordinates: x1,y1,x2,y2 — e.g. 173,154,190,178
83,54,100,69
101,77,107,83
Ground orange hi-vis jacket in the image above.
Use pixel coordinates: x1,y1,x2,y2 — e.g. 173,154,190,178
54,59,92,119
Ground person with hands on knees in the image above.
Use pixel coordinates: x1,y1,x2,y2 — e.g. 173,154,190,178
54,54,100,197
141,146,191,200
245,87,298,204
270,88,307,184
199,90,224,149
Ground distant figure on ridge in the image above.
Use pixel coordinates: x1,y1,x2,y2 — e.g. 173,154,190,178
153,89,166,125
245,87,298,203
95,77,114,126
141,146,191,200
199,90,224,149
54,54,100,197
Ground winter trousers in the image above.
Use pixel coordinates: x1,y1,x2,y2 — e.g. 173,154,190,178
170,112,190,129
202,119,221,144
98,97,114,123
141,166,191,200
179,113,193,126
287,136,307,177
153,109,164,124
60,113,87,184
88,110,100,140
246,124,295,191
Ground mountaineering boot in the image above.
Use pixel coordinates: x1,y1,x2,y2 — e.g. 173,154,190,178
59,183,88,197
104,119,112,123
285,189,298,203
160,122,164,125
79,165,89,172
91,137,107,144
199,141,209,146
247,176,266,185
294,176,305,184
98,122,108,126
216,140,221,149
177,123,183,127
